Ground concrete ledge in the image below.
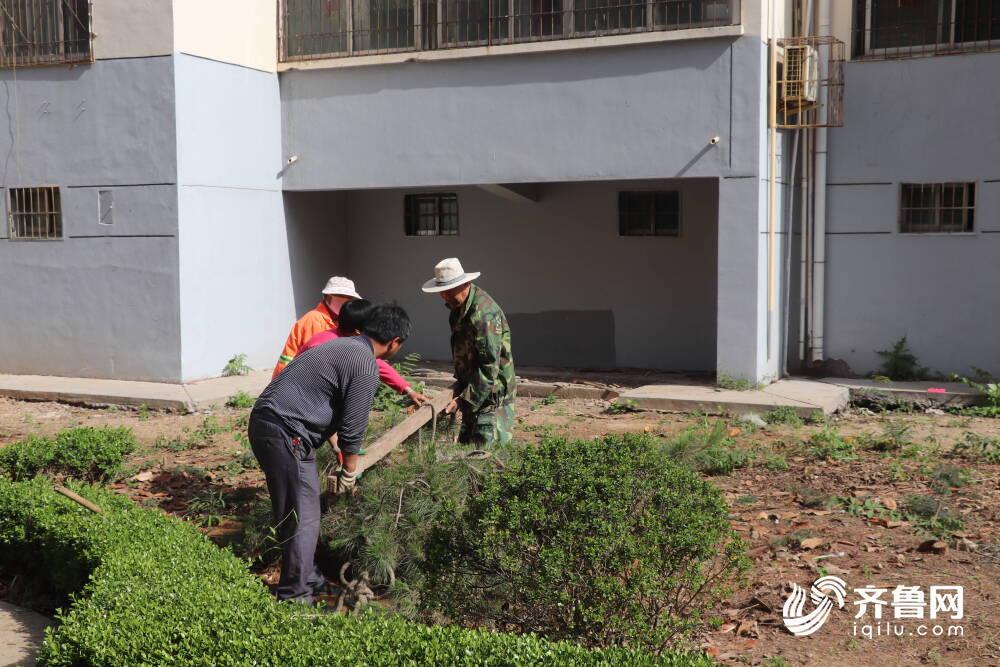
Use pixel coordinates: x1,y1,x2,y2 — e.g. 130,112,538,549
0,374,194,411
818,378,986,408
0,371,274,413
619,379,849,417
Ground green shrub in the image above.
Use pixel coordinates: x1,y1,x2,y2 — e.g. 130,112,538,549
221,353,252,377
373,352,423,413
949,433,1000,464
662,422,754,475
763,407,802,426
875,336,929,381
322,438,508,616
857,421,912,452
225,390,256,409
0,478,707,666
421,433,748,654
808,427,855,461
0,427,136,483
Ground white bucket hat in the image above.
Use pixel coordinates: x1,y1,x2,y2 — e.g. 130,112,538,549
421,258,481,293
321,276,361,299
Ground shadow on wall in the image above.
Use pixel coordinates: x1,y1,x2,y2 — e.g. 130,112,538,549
507,310,615,368
282,191,347,316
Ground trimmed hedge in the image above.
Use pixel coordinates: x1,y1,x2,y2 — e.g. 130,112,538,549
0,426,136,482
0,478,713,666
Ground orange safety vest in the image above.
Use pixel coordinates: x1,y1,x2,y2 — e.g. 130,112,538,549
272,302,338,378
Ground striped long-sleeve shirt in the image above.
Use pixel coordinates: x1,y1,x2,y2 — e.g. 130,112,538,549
253,336,380,454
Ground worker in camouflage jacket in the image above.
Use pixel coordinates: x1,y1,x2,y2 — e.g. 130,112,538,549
422,258,516,445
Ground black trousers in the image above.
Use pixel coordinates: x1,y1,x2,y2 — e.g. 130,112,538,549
248,412,325,602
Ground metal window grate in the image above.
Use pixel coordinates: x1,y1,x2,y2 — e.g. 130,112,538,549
899,183,975,233
854,0,1000,60
618,191,679,236
8,186,63,240
0,0,93,68
280,0,739,60
776,36,844,129
405,193,459,236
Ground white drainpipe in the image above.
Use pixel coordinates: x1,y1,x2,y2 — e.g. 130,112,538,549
811,0,831,362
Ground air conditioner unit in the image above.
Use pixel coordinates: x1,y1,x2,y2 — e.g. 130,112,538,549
782,44,819,106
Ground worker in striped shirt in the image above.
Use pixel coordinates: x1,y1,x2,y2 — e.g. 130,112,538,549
250,303,411,603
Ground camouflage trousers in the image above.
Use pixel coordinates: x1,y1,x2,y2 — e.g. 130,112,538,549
459,402,515,446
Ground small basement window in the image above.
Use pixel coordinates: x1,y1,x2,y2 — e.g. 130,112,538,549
405,193,459,236
619,191,680,236
8,186,63,240
899,183,975,233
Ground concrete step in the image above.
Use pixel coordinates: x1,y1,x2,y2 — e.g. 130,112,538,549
619,379,849,417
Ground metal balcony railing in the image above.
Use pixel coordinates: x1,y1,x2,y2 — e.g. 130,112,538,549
280,0,739,61
0,0,93,68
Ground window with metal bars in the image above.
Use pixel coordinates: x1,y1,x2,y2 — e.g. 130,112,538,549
405,193,459,236
899,183,975,233
618,191,680,236
856,0,1000,57
7,186,63,240
0,0,93,68
280,0,738,59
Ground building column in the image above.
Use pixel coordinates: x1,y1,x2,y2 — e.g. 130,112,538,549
716,176,769,384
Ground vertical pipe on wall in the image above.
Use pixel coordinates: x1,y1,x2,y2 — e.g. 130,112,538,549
798,0,814,366
767,0,778,367
767,34,777,365
811,0,831,362
782,128,800,377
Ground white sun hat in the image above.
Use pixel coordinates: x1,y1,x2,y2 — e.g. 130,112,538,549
421,258,481,293
321,276,361,299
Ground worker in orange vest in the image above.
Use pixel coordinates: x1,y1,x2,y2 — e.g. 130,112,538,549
272,277,361,379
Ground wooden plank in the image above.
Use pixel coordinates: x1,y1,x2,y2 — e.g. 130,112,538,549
355,390,451,475
54,485,103,514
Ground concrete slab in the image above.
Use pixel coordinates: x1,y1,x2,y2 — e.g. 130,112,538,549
818,378,985,407
619,379,849,417
0,374,192,411
0,601,51,667
0,370,273,413
184,371,271,409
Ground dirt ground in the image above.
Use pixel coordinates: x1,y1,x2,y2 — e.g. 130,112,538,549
1,394,998,667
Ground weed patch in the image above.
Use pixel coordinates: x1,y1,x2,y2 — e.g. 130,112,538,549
225,391,256,409
949,433,1000,464
808,427,856,461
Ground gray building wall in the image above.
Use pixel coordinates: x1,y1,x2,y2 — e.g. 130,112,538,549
826,51,1000,377
282,191,349,317
0,57,182,380
280,37,759,190
337,179,718,370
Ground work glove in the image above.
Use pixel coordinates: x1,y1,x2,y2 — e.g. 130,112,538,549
331,467,357,496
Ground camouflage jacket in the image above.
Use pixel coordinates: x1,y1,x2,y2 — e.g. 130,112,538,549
449,284,516,413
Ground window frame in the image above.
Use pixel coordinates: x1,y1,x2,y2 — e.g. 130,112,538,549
898,182,976,235
861,0,999,57
617,190,681,237
404,192,460,237
280,0,739,59
7,186,64,241
0,0,94,69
